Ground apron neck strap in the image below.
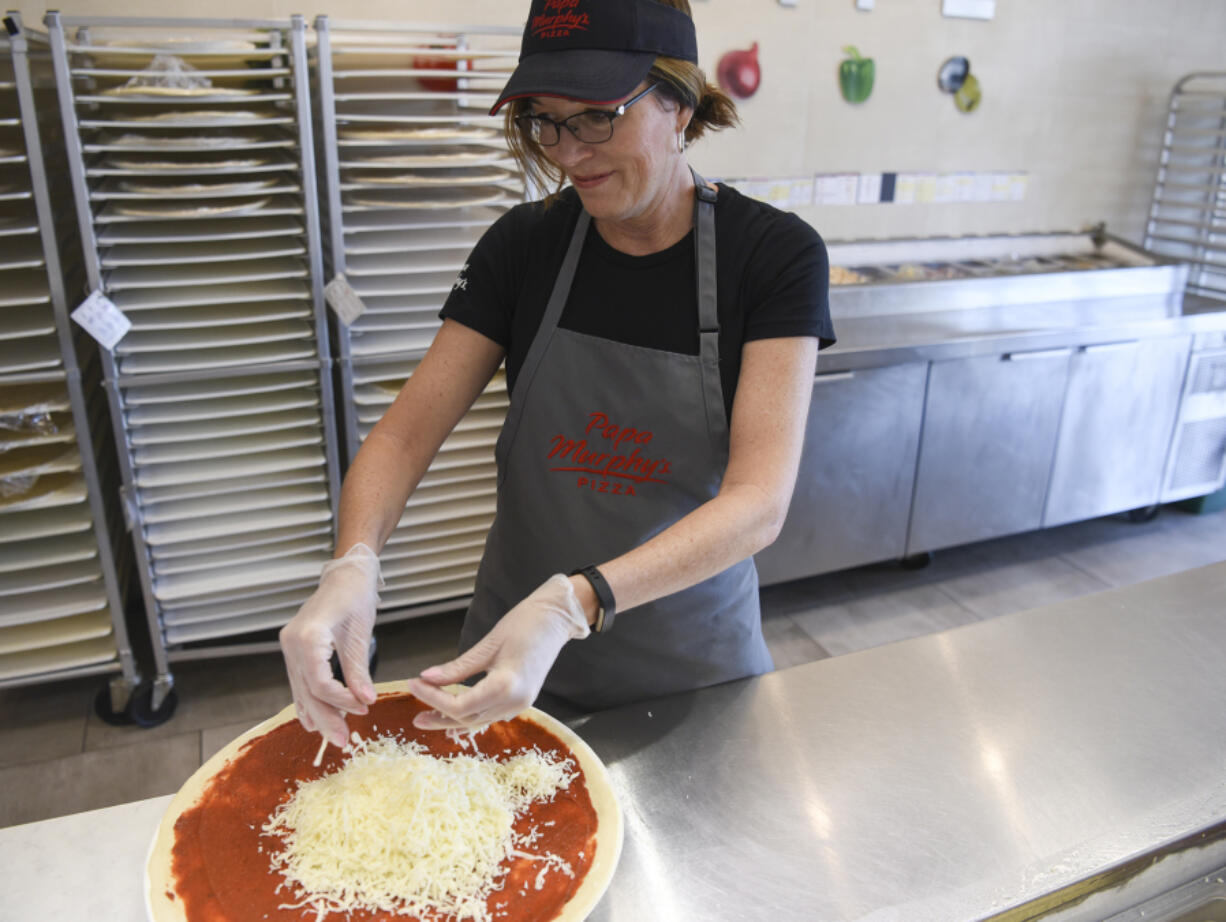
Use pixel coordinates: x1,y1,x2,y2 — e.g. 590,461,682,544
691,167,719,204
689,168,720,339
688,168,727,465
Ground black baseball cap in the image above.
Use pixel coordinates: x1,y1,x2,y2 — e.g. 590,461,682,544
489,0,699,115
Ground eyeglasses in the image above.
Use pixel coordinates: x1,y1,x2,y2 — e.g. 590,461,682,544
515,84,659,147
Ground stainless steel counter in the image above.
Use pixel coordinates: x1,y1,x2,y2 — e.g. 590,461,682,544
577,561,1226,922
3,563,1225,921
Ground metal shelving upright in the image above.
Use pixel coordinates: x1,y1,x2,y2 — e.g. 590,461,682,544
313,16,523,622
1145,73,1226,302
45,13,343,712
0,12,140,710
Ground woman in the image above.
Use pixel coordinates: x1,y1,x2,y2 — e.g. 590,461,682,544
281,0,834,746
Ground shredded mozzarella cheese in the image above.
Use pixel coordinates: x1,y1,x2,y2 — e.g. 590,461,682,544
445,724,490,752
261,735,577,922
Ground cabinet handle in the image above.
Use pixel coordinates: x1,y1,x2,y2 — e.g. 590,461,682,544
1081,340,1140,354
1001,348,1073,361
813,371,856,384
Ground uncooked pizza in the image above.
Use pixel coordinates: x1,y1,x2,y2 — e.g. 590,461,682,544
146,685,621,922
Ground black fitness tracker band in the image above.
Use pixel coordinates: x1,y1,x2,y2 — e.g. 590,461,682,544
571,565,616,633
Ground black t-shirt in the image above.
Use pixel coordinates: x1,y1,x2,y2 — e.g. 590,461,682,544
440,184,835,418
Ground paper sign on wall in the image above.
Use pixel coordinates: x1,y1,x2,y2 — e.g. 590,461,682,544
857,173,883,204
71,290,131,350
942,0,995,19
727,177,815,208
721,169,1027,206
816,173,859,206
893,174,918,204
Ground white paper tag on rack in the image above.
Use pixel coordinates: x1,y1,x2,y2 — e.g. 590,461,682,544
325,274,367,326
71,290,131,350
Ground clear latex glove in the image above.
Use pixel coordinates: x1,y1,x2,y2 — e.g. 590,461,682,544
279,543,384,747
407,574,590,730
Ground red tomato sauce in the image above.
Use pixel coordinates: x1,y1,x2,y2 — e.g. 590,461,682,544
170,693,599,922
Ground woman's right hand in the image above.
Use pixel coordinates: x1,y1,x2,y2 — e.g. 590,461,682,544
279,544,383,747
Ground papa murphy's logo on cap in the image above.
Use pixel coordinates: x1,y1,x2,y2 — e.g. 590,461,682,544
531,0,591,40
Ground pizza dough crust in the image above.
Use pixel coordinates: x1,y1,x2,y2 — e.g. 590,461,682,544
146,682,622,922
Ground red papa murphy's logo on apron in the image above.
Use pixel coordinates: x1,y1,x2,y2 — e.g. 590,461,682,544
547,412,671,497
531,0,591,40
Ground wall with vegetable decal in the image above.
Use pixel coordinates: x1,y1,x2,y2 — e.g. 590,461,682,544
679,0,1226,244
17,0,1226,244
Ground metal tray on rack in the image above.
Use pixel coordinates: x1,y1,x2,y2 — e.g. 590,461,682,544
127,389,319,424
134,449,329,491
150,520,331,559
139,467,327,505
121,368,318,404
0,582,108,628
131,425,324,465
345,250,466,274
152,534,331,576
84,131,296,153
0,237,45,268
0,336,61,371
141,501,330,546
0,312,57,340
95,215,303,244
128,407,322,444
115,322,314,354
101,238,306,266
108,277,309,309
89,153,298,176
0,271,51,305
116,340,317,374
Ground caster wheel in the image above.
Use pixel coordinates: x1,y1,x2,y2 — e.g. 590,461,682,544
900,551,933,570
93,685,134,727
128,682,179,728
1127,505,1160,524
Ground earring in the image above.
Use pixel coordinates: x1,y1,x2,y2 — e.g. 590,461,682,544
677,133,686,153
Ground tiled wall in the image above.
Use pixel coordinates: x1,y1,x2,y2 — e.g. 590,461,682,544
18,0,1226,245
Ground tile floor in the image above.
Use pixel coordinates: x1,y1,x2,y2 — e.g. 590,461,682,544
2,504,1224,829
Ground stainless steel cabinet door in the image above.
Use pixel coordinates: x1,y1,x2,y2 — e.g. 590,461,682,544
754,363,927,585
1162,346,1226,502
1044,336,1190,526
908,349,1072,554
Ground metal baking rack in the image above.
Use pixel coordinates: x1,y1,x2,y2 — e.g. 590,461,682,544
313,16,523,623
1145,73,1226,302
45,13,343,717
0,13,142,714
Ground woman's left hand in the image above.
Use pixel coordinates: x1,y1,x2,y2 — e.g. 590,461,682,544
407,574,591,729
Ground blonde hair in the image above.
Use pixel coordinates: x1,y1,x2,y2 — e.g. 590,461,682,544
504,0,738,204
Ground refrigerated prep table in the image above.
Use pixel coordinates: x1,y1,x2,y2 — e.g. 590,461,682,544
756,229,1226,586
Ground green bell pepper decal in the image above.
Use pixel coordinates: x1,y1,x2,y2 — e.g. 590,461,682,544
839,46,874,104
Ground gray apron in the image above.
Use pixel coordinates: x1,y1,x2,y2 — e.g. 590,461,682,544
459,170,773,711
